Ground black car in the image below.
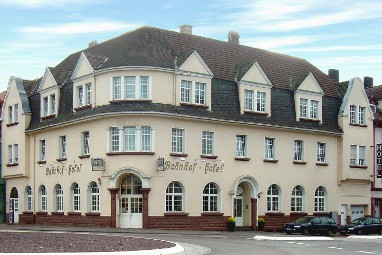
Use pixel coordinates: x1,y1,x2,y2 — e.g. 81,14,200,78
339,217,382,235
283,216,338,236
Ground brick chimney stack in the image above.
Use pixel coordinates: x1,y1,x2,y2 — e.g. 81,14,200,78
228,31,240,45
328,69,339,82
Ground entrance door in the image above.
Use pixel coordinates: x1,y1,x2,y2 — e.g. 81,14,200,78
375,200,380,217
9,198,19,224
120,175,142,228
340,204,347,225
235,197,243,226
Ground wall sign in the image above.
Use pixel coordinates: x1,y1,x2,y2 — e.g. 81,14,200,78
377,144,382,178
45,164,82,176
92,158,105,171
164,160,224,174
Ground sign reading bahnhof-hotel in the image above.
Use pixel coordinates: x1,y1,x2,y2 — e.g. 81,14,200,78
164,160,224,174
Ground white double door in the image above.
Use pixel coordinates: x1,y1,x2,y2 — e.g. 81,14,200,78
120,195,142,228
9,198,19,224
235,196,243,226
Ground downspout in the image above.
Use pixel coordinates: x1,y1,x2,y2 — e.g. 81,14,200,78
337,133,344,186
31,133,36,222
93,71,96,108
173,57,178,105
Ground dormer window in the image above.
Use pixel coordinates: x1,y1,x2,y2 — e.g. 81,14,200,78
180,80,206,105
244,90,266,112
300,99,318,120
349,105,365,126
111,76,151,101
41,94,56,119
75,83,92,110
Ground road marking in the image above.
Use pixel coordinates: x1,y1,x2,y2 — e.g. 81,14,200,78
357,251,376,254
327,247,343,250
253,236,333,241
348,235,382,240
202,236,227,239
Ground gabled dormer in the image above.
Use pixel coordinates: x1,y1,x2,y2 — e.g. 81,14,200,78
293,72,324,123
72,52,107,111
175,50,214,109
38,67,70,120
237,61,273,116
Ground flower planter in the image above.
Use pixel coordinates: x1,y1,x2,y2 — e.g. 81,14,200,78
227,222,235,232
258,222,265,231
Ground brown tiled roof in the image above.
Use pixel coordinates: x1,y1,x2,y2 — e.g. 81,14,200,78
366,84,382,99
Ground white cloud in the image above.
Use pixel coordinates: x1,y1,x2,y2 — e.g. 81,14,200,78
20,21,141,35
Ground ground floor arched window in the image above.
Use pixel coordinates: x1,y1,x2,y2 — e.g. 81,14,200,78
166,181,184,212
314,186,326,212
203,182,219,212
267,184,281,212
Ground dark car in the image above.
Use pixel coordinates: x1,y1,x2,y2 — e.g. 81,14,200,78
339,217,382,235
283,216,338,236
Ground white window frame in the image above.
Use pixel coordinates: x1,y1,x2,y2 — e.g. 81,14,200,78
314,186,326,212
55,184,63,212
172,128,185,154
112,76,151,100
236,135,247,157
267,184,280,212
59,136,66,158
82,131,90,155
202,131,214,156
40,185,47,211
317,142,326,163
50,94,56,114
244,90,266,112
291,185,304,212
349,105,366,125
72,183,81,212
203,183,219,212
25,186,33,211
350,145,366,166
294,140,304,161
89,181,100,212
166,181,184,212
8,144,18,164
40,140,46,161
109,126,153,153
265,137,275,160
8,104,19,124
42,94,56,117
300,98,318,120
180,80,206,105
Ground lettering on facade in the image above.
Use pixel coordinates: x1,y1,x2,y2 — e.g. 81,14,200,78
164,160,224,174
45,164,82,176
377,144,382,178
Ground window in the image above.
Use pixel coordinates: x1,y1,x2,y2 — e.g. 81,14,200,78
166,182,184,212
39,185,47,211
300,98,318,120
82,131,90,155
89,181,99,212
317,142,326,163
8,144,18,164
109,126,153,153
180,80,206,105
77,83,92,108
202,131,214,156
267,184,280,211
244,90,266,112
25,186,33,211
59,136,66,158
72,183,81,212
314,186,326,212
291,186,304,212
265,137,275,160
349,105,366,125
236,135,246,157
8,104,18,124
112,76,150,100
40,140,46,161
55,184,63,212
50,94,56,114
294,140,304,161
350,145,366,166
42,94,56,117
172,128,185,154
203,183,219,212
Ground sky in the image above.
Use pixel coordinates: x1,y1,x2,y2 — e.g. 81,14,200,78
1,0,382,93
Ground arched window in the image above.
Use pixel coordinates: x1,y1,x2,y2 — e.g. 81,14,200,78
88,181,99,212
291,185,304,212
314,186,326,212
25,186,33,211
203,183,219,212
39,185,47,211
55,184,63,212
166,181,184,212
71,183,81,212
267,184,280,212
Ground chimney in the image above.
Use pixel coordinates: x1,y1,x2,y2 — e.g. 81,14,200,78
88,40,98,48
179,25,192,35
328,69,339,82
364,76,373,88
228,31,240,44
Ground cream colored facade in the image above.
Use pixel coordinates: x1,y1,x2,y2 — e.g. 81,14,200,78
1,28,374,230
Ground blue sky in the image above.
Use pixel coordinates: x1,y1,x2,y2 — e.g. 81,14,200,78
1,0,382,93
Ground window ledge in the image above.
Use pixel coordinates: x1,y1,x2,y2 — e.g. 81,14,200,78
51,212,64,215
349,123,368,127
6,122,19,127
164,212,189,217
235,157,251,161
299,117,320,123
22,211,34,215
6,163,19,167
74,105,92,111
265,212,285,216
85,212,100,216
41,114,56,120
180,102,209,109
78,155,90,159
263,159,278,163
200,155,218,159
316,162,329,166
109,99,152,103
106,152,155,156
170,153,188,157
293,161,307,165
201,212,224,216
56,158,67,162
244,111,269,116
37,160,46,165
67,212,82,216
350,165,368,169
36,211,48,215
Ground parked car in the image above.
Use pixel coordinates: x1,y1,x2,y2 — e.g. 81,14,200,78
283,216,338,236
339,217,382,235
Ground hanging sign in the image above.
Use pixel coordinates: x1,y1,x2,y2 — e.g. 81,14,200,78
92,158,105,171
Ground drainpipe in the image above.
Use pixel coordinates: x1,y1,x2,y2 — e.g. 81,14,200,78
93,71,96,108
173,57,178,105
337,134,344,185
31,133,36,223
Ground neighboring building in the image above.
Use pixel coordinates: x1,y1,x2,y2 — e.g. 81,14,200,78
0,91,5,223
1,26,374,230
366,79,382,218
